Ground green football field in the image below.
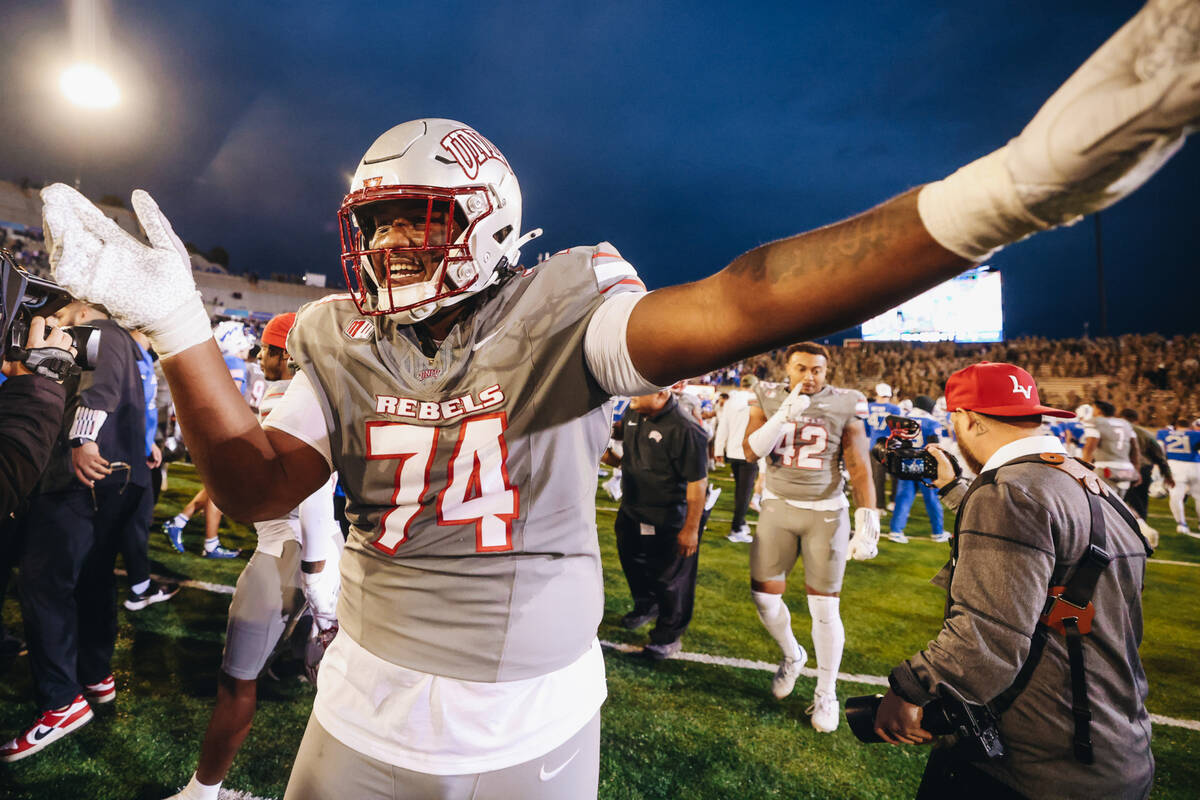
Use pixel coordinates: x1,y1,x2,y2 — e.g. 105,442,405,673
2,463,1198,799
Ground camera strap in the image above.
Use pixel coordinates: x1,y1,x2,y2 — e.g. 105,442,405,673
979,452,1145,765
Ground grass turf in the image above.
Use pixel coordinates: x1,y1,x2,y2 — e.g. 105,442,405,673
1,463,1197,799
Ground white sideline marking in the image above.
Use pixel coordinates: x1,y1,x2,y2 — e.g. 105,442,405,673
113,567,236,595
117,574,1200,733
601,640,887,687
1149,559,1199,568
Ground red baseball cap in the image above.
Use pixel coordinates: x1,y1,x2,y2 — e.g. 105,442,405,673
261,312,297,350
944,362,1073,419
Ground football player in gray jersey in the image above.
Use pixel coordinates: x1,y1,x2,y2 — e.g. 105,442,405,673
742,343,878,733
1083,400,1142,492
39,9,1200,794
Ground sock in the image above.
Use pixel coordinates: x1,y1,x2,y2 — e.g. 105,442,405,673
808,595,845,695
752,591,802,660
204,538,218,553
172,513,190,527
178,773,221,800
131,579,151,595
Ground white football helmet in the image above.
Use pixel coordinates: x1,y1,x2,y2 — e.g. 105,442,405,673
214,320,254,357
338,119,541,323
1074,404,1095,422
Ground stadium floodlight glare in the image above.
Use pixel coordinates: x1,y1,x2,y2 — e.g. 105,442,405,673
59,63,120,109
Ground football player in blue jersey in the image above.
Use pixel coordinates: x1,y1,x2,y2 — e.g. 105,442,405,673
887,396,948,543
1158,420,1200,534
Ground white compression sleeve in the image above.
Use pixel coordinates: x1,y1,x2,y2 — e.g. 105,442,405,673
808,595,844,695
583,292,662,397
298,475,342,564
752,591,802,660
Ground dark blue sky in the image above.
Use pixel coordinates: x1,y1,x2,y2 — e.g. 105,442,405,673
1,0,1195,339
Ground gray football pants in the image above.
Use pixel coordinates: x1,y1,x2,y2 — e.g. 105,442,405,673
283,711,601,800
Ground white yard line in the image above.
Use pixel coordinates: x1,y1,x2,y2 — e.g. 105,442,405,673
116,572,1200,734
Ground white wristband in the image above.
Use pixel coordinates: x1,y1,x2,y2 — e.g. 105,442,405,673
143,291,214,358
916,146,1052,263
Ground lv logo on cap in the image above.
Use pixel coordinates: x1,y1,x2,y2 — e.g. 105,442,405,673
1009,375,1032,399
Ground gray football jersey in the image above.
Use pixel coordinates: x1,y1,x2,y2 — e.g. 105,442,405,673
287,243,643,682
753,382,867,502
1086,416,1135,464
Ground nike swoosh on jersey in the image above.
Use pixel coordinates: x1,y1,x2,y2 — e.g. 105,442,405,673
471,326,507,351
539,748,581,781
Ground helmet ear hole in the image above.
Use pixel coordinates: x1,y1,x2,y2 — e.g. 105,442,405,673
493,225,513,245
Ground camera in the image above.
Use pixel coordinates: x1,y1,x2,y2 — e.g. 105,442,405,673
870,414,939,481
845,693,1006,762
1,248,100,379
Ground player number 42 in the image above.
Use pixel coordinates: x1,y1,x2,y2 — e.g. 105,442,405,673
365,413,519,554
775,422,828,469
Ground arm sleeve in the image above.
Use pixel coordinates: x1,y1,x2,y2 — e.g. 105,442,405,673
262,370,333,469
583,291,663,397
298,473,341,563
0,375,68,517
890,483,1056,706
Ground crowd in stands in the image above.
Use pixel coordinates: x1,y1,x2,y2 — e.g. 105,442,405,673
703,335,1200,427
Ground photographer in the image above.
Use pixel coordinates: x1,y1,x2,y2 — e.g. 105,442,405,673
873,362,1153,799
0,316,73,517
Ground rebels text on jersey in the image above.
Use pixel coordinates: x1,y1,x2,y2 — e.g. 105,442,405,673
286,243,643,683
752,382,868,502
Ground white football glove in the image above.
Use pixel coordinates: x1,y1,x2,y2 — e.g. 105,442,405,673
39,184,212,357
849,507,881,561
746,383,812,459
919,0,1200,261
301,561,341,632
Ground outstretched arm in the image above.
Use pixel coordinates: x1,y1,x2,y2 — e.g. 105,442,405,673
163,342,330,520
630,189,962,384
631,0,1199,384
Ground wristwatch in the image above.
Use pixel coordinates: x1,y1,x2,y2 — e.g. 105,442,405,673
70,437,91,448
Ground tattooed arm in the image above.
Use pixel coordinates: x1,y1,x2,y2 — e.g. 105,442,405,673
627,188,970,385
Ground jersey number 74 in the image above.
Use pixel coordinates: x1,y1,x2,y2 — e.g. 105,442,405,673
365,412,519,554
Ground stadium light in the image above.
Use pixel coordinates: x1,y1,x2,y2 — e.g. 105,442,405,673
59,63,120,109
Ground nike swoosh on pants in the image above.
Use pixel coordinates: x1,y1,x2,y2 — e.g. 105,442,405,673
539,748,580,781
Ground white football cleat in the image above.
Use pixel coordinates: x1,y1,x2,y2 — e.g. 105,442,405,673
727,526,753,543
771,646,807,700
808,689,840,733
930,532,952,543
1176,524,1191,534
887,531,909,544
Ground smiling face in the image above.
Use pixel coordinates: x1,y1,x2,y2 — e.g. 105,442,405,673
362,197,465,291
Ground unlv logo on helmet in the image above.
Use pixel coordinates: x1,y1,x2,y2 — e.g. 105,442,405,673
440,129,510,180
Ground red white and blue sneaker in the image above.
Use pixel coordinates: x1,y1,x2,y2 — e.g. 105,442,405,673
162,520,185,553
83,675,116,704
202,541,241,559
0,695,93,762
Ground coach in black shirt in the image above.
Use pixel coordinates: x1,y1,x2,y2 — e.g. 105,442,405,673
604,389,709,660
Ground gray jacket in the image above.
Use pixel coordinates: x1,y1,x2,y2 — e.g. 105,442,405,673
890,459,1153,800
